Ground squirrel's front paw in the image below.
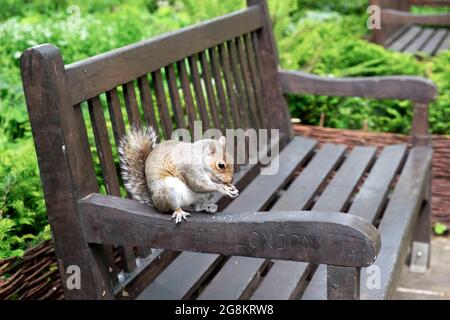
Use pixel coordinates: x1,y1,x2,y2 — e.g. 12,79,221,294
171,209,191,224
221,184,239,198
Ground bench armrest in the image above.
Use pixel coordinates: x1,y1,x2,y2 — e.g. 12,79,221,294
279,69,437,103
382,9,450,27
279,69,436,145
79,193,380,268
410,0,450,6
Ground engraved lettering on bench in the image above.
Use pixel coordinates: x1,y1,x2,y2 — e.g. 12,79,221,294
195,227,225,244
241,231,315,251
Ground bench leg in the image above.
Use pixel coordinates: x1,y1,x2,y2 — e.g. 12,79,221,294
410,169,431,273
327,266,361,300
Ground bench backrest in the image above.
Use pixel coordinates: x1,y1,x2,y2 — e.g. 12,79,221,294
20,0,292,299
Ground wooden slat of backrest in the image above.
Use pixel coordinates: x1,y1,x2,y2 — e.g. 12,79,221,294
87,96,138,274
421,29,447,55
177,59,197,132
87,96,121,197
404,28,434,53
66,7,264,105
199,51,222,131
106,88,127,146
209,47,232,129
300,144,407,300
137,75,159,133
244,33,265,128
361,147,432,299
236,36,261,129
219,43,241,128
86,99,123,283
253,146,375,300
83,99,121,286
122,81,141,128
165,65,186,129
152,70,173,139
197,137,317,300
228,39,250,129
251,31,271,130
189,54,211,130
388,26,422,51
107,87,153,260
98,88,129,270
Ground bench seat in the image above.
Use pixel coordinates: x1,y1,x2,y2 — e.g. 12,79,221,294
385,25,450,55
125,137,431,300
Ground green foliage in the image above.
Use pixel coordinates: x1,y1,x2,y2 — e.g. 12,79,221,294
433,222,448,235
0,0,449,258
0,137,49,259
275,10,449,134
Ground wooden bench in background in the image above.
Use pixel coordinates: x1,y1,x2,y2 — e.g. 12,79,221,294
371,0,450,55
21,0,436,299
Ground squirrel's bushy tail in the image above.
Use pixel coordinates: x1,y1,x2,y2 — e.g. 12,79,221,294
118,126,157,204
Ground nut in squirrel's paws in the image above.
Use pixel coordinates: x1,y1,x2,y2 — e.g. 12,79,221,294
172,209,191,224
222,184,239,198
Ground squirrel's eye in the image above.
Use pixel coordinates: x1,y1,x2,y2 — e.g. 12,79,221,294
218,162,225,169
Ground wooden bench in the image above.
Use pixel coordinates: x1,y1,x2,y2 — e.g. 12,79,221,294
21,0,436,300
371,0,450,55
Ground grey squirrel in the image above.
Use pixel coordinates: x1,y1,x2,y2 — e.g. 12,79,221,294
118,126,239,223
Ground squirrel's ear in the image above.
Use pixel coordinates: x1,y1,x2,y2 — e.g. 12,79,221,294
205,142,216,155
218,136,226,145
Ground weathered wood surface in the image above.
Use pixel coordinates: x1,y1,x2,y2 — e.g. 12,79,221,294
300,146,431,300
279,70,437,103
80,194,380,268
361,147,432,299
22,0,435,301
388,26,450,54
382,9,450,26
420,29,448,55
21,44,115,299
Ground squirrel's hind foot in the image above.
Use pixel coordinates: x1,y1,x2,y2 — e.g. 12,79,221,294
172,209,191,224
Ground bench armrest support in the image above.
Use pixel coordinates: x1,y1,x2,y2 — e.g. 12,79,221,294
79,193,380,268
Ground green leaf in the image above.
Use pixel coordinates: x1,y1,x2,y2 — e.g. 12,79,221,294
433,223,448,235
